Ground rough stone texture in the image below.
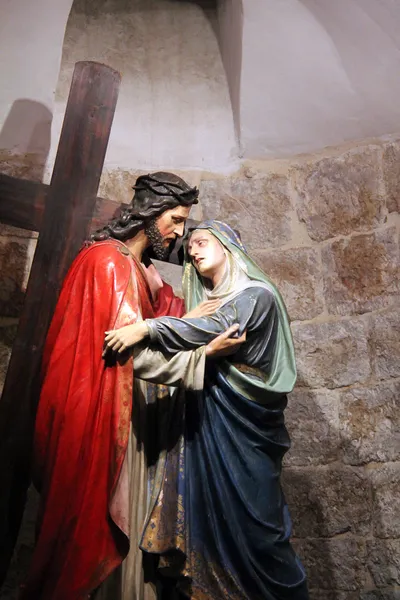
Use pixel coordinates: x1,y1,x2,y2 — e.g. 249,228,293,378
0,322,18,395
322,227,399,316
98,167,145,205
292,319,371,389
292,147,387,242
282,466,371,538
369,463,400,539
284,388,340,466
367,539,400,587
253,246,323,321
0,150,47,183
0,235,36,318
293,537,367,591
361,591,400,600
309,592,360,600
98,168,204,212
383,141,400,213
340,380,400,465
0,225,38,239
200,173,293,250
368,308,400,380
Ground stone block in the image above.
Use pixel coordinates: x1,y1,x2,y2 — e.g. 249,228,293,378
340,380,400,465
293,537,366,591
369,463,400,538
282,466,371,538
98,168,149,205
0,224,38,239
361,590,400,600
309,592,359,600
322,228,399,316
200,173,293,250
292,319,371,389
368,308,400,380
383,141,400,213
0,149,47,183
292,147,386,242
367,539,400,587
0,236,36,318
284,388,340,466
99,168,203,208
253,247,323,321
0,323,18,395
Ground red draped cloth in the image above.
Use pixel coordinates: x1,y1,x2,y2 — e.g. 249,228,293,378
20,240,183,600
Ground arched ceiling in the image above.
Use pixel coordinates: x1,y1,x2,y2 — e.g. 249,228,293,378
1,0,400,170
219,0,400,158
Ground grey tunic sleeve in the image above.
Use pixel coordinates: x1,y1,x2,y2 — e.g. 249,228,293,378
133,345,206,390
146,287,276,354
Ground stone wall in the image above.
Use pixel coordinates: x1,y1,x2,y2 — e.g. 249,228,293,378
1,136,399,598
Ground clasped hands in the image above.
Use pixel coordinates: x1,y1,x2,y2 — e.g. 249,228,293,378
103,299,246,359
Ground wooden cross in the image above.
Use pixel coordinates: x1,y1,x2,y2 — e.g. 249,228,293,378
0,61,121,584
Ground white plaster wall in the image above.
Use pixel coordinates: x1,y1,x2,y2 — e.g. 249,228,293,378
49,0,238,174
0,0,73,156
239,0,400,158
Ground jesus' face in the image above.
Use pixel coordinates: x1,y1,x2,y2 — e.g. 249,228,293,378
146,205,191,260
187,229,227,285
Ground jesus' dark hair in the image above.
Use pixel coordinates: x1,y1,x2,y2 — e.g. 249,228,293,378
91,172,199,242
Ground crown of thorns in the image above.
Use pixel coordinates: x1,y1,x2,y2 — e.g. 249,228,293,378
132,174,199,205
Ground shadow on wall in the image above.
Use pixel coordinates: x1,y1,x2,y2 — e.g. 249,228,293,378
281,397,340,600
71,0,219,41
283,468,341,600
173,0,219,35
0,99,52,179
0,98,52,317
281,387,392,600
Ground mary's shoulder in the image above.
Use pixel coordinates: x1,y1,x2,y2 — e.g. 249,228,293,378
240,284,276,303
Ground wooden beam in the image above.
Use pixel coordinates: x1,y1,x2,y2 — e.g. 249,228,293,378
0,61,121,584
0,174,46,231
0,173,128,233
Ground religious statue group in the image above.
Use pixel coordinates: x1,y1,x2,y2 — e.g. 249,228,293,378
19,173,309,599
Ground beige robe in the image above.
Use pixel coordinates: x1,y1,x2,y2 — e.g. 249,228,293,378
95,346,205,600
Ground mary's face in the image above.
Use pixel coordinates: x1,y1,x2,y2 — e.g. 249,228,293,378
187,230,227,281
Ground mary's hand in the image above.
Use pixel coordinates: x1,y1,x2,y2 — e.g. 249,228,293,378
183,299,221,319
103,322,149,356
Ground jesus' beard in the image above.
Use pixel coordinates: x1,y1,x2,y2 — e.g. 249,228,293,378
145,219,170,260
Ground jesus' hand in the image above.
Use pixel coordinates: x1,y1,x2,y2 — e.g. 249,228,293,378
205,324,246,358
103,322,149,356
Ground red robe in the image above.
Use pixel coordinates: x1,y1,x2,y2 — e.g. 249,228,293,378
20,240,183,600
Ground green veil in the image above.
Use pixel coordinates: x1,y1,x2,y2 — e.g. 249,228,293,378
182,220,297,399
